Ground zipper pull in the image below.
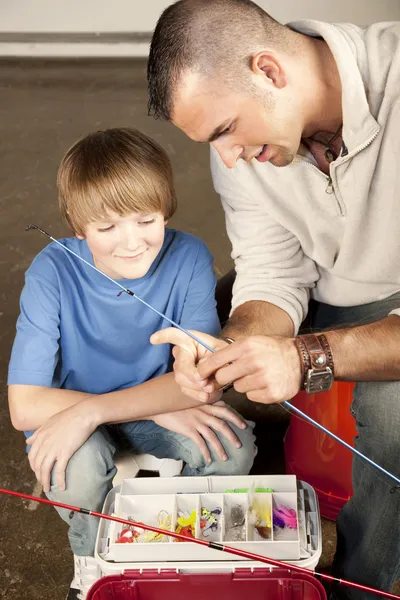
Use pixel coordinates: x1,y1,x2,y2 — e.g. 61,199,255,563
325,177,334,194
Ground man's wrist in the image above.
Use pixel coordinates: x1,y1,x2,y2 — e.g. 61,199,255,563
295,333,334,393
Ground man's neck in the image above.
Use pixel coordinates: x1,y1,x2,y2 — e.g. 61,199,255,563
301,37,343,138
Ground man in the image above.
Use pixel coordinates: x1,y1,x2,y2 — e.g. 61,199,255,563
147,1,400,598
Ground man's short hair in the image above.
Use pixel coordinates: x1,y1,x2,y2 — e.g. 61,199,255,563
58,128,177,235
148,0,290,121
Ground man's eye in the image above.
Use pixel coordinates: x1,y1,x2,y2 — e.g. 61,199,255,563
221,125,232,135
98,225,114,232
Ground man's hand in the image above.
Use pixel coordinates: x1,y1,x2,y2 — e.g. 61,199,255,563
152,401,248,463
197,335,302,404
150,328,229,402
26,403,98,493
152,328,302,405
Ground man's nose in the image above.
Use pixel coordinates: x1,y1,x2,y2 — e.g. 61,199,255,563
212,141,244,169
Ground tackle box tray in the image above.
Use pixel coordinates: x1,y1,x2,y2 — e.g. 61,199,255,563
95,475,321,568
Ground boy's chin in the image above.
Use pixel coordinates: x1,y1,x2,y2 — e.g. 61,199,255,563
116,265,151,280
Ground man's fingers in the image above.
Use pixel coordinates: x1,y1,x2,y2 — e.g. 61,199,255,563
246,389,277,404
213,360,258,387
181,386,212,403
197,344,240,379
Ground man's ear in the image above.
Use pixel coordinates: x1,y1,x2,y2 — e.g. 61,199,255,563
250,51,287,89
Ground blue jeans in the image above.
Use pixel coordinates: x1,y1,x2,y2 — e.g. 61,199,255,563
46,411,256,556
308,293,400,599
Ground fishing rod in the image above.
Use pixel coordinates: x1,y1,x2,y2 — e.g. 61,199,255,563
0,486,398,599
26,224,400,490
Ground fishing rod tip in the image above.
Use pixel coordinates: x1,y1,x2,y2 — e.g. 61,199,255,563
25,224,37,231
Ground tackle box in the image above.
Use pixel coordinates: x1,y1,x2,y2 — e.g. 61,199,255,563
87,568,327,599
85,475,324,599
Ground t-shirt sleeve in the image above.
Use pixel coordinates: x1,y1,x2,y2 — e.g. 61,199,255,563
179,242,221,336
8,274,61,386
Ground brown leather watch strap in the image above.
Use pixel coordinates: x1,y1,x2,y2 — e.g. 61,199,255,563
298,333,327,371
295,333,334,393
294,336,311,380
317,333,334,376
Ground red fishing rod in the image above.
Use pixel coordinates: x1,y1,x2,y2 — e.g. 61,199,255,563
1,486,398,599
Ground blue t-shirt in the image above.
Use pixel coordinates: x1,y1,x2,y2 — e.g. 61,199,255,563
8,228,220,434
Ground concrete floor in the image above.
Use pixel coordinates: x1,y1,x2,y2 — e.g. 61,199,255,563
0,57,355,599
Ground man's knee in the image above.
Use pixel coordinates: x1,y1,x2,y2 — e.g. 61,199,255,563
353,380,400,464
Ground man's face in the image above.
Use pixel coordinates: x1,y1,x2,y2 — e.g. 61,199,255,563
77,210,167,280
172,69,303,169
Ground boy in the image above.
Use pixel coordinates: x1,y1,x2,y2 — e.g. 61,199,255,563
7,128,256,599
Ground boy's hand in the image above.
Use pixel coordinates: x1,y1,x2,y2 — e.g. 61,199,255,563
152,401,247,463
26,404,97,493
150,328,229,402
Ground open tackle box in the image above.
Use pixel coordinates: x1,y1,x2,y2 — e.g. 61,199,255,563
85,476,324,599
93,475,322,580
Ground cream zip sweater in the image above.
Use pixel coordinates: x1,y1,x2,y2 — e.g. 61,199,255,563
211,20,400,333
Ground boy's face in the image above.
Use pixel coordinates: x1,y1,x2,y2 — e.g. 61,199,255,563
78,210,167,280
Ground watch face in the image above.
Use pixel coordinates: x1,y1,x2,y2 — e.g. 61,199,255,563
305,369,333,393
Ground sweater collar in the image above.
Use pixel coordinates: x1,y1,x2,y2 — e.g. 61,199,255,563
288,20,380,154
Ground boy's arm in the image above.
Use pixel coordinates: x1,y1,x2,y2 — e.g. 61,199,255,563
25,372,223,493
9,373,212,431
8,385,91,431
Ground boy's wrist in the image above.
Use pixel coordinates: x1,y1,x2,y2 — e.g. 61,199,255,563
79,395,104,428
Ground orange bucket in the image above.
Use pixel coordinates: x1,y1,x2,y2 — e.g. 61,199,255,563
284,382,356,520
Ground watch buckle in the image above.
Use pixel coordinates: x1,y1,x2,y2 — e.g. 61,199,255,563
305,367,333,393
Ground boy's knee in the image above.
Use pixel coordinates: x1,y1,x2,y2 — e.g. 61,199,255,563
209,424,256,476
48,429,116,505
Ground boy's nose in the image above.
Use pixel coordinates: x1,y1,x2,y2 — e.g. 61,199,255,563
125,235,141,252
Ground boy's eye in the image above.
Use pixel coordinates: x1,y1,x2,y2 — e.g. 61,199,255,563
98,225,114,232
139,219,155,226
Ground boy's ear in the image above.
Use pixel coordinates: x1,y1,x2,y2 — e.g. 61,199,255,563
164,218,168,226
75,233,85,240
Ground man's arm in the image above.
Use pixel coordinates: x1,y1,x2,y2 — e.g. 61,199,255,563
9,373,207,432
196,315,400,405
223,300,294,339
327,314,400,381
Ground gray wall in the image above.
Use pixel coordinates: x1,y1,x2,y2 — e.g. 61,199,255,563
1,0,399,56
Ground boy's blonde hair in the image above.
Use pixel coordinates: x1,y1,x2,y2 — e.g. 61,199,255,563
58,127,177,236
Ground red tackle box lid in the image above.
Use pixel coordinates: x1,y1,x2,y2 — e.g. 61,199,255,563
87,568,327,599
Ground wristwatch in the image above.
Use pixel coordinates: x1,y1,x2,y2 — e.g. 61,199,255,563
295,334,334,393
